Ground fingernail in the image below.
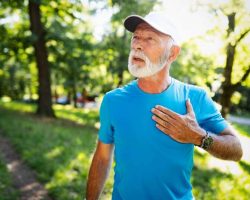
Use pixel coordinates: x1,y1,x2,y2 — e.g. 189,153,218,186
151,108,155,112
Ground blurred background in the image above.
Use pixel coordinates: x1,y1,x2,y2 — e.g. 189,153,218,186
0,0,249,199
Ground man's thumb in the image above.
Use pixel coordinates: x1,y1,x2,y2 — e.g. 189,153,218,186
186,98,194,114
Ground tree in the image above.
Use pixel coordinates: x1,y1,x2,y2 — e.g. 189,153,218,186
0,2,32,100
219,12,250,117
171,39,216,91
43,1,95,108
28,0,55,117
195,0,250,118
1,0,97,110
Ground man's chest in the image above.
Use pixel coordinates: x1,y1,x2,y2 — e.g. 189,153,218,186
109,96,187,146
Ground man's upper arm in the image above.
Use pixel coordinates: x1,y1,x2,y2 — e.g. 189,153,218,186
98,94,114,144
218,125,237,137
95,140,114,161
197,90,228,134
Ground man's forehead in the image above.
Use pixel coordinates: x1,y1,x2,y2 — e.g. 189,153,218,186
134,23,167,37
134,23,158,33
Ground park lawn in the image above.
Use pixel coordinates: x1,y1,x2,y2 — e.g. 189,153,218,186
0,100,250,199
233,123,250,137
0,100,99,127
0,153,19,200
0,102,113,200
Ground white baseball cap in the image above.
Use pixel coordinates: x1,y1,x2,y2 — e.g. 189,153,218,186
124,12,180,45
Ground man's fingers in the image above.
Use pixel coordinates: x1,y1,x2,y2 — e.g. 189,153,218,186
152,108,177,125
152,115,172,128
153,105,180,120
152,115,165,127
156,123,171,135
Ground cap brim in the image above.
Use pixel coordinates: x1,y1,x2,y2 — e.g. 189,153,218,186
124,15,147,32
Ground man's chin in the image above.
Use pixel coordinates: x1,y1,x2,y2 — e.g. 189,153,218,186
128,69,154,78
128,63,165,78
130,62,145,68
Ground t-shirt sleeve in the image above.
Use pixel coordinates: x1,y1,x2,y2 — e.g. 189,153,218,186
98,94,114,144
197,90,228,134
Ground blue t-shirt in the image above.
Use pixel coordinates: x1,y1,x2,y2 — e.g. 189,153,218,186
98,78,227,200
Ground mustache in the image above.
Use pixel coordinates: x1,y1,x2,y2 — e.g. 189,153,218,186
130,50,148,61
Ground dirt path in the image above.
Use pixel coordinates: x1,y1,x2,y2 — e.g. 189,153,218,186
0,134,52,200
228,115,250,125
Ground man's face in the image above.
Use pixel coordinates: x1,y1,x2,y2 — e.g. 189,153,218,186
128,23,173,78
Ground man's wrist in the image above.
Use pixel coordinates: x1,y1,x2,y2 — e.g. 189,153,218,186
195,130,214,150
200,131,214,150
194,129,207,146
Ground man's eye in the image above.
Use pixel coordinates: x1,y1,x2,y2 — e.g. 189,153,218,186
132,35,138,39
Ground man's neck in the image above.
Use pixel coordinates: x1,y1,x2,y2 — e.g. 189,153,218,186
137,68,171,94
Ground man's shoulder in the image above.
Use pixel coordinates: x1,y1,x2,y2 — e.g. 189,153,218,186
104,80,136,99
173,78,205,94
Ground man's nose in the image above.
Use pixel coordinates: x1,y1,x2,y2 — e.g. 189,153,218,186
131,39,143,51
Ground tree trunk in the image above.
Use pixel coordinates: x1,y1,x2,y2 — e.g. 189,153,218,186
28,0,55,117
72,84,77,108
219,13,250,118
117,71,123,87
116,30,128,88
219,13,236,119
220,86,234,118
219,43,236,118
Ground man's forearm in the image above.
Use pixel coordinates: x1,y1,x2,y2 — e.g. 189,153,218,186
86,156,112,200
206,130,242,161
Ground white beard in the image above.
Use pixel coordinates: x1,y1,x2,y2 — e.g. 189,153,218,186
128,49,169,78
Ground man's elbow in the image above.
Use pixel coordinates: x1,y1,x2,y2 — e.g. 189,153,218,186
229,141,243,162
223,128,243,162
233,146,243,162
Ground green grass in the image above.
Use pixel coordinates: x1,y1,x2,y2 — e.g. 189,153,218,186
0,103,112,200
0,108,95,199
0,154,19,200
232,123,250,138
0,100,250,199
0,100,99,127
192,151,250,199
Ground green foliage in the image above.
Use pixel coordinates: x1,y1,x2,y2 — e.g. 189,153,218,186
110,0,157,20
0,4,32,100
171,39,217,91
43,1,97,100
230,86,250,114
195,0,250,113
0,0,99,104
0,154,19,200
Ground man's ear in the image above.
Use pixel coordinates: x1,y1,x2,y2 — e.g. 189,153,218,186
168,45,181,62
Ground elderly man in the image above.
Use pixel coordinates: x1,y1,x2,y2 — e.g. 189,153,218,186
86,12,242,200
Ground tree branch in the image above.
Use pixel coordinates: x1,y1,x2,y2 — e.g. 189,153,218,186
54,7,86,24
63,9,86,23
233,65,250,88
235,28,250,45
